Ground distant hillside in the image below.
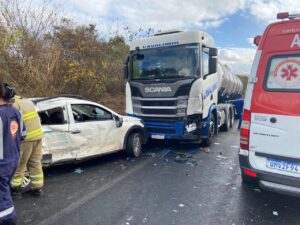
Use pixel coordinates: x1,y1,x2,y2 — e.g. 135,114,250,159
237,75,249,97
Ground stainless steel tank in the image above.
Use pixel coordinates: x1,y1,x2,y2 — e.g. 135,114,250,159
217,62,243,99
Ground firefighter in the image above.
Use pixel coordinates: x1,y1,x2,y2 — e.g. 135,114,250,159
11,97,44,197
0,82,25,225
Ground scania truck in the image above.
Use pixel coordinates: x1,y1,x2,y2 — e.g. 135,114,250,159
124,30,244,145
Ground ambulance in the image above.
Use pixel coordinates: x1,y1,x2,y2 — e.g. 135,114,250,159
239,12,300,196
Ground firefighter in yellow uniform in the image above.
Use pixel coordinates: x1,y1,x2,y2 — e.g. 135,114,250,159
11,97,44,197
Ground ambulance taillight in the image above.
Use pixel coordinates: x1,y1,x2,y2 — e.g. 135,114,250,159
240,109,251,150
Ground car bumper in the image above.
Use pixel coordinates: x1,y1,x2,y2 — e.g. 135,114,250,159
239,154,300,197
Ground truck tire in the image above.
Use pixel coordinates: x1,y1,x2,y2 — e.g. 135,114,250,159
230,109,234,128
126,132,142,157
202,113,216,147
221,110,230,132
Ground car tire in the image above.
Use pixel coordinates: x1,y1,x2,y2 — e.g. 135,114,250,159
126,132,142,157
202,113,216,147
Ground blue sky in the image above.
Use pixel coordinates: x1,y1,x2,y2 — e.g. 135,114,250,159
31,0,300,74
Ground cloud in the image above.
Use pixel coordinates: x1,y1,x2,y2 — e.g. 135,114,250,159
248,0,300,23
55,0,246,30
218,48,256,75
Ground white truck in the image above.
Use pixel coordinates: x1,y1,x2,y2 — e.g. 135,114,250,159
124,30,244,145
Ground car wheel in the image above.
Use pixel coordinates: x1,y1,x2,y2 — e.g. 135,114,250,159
202,113,216,147
126,132,142,157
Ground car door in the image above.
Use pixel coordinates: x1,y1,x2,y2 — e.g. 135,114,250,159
249,53,300,177
39,105,74,165
68,103,121,159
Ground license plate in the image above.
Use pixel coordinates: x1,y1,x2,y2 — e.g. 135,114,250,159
151,134,165,140
266,158,300,174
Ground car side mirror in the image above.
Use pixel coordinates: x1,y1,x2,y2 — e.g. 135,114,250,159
114,115,123,128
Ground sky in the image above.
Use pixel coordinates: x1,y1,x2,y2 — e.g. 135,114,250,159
36,0,300,75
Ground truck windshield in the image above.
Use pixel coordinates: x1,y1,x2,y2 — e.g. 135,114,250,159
129,44,200,80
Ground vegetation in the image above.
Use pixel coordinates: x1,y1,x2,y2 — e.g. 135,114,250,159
0,0,249,113
0,0,128,112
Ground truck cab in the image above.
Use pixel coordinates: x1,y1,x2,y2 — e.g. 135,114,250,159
125,30,243,145
125,30,219,143
239,12,300,196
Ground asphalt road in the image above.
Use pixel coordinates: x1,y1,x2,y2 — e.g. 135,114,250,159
14,123,300,225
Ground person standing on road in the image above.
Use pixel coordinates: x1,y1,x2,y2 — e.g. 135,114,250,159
0,82,25,225
11,97,44,198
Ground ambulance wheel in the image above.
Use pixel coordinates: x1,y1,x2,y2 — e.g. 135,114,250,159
241,171,257,184
126,132,142,157
202,113,216,147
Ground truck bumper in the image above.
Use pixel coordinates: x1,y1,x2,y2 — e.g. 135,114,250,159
144,121,202,141
239,154,300,197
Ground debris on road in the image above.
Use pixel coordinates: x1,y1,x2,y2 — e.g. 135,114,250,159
216,155,228,160
214,142,220,145
173,209,178,213
200,147,210,153
273,211,279,216
73,167,83,174
178,203,185,208
153,163,158,167
230,145,239,149
144,152,157,158
254,188,261,193
126,216,133,221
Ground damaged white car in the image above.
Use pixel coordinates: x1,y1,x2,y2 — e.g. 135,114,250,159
32,96,146,167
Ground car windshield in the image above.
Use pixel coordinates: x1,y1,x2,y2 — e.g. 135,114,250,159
129,44,200,80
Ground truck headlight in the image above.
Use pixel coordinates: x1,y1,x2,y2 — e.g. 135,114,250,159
177,108,186,114
186,122,197,132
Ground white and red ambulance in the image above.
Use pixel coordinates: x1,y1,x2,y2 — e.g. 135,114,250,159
239,12,300,196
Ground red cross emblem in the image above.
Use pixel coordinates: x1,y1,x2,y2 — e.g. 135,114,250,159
274,59,300,87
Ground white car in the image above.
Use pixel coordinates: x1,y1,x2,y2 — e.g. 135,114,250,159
33,96,146,167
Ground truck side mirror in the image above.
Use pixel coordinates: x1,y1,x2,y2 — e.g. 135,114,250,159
124,56,129,80
209,57,217,74
209,48,218,57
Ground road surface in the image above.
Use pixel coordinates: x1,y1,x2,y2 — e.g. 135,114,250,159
14,124,300,225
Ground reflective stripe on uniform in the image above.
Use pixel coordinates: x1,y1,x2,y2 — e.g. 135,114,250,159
25,128,43,140
23,111,39,121
11,177,23,188
0,117,3,160
30,173,44,187
0,206,14,219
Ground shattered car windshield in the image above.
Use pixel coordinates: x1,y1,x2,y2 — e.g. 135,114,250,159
130,44,200,80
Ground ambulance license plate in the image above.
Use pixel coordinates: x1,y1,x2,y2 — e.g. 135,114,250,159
266,158,300,174
151,134,165,140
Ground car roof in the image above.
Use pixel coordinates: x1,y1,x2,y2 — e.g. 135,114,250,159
33,97,117,115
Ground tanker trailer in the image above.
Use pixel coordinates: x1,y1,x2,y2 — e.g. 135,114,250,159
124,30,244,145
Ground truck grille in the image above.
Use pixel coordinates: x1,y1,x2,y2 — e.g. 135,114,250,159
132,96,188,117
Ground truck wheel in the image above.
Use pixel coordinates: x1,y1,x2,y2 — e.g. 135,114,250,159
221,111,230,132
202,114,216,147
230,109,234,128
126,132,142,157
